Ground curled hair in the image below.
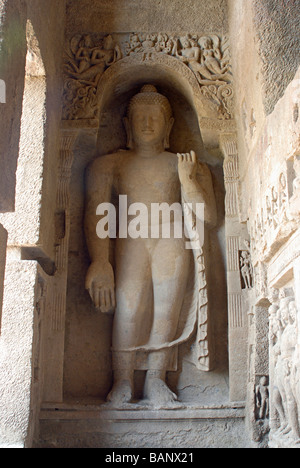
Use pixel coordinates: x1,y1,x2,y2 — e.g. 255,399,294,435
127,84,173,121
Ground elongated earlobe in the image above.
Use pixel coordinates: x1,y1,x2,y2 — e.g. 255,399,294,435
164,117,175,149
123,117,133,149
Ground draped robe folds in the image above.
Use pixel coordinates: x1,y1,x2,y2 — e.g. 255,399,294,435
112,177,211,373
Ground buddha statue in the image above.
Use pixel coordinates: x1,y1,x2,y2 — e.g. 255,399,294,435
85,85,217,407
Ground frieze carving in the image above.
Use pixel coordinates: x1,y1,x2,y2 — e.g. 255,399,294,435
249,163,300,264
269,289,300,447
124,33,233,120
63,34,122,120
63,33,233,121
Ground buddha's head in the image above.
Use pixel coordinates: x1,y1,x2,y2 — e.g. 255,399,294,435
124,85,174,150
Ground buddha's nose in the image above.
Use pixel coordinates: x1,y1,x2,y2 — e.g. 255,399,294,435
143,116,153,129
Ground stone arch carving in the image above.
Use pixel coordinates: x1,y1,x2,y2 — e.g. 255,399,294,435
63,32,234,126
93,53,225,151
96,53,215,117
93,54,212,159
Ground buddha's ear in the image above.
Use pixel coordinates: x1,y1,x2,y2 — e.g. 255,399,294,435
123,117,133,149
164,117,175,149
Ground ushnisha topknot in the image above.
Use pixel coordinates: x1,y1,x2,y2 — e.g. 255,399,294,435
127,84,173,121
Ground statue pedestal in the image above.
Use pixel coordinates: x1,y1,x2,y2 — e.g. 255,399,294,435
38,402,250,448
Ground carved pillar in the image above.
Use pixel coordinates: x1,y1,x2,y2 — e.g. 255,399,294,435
220,133,248,402
42,128,77,403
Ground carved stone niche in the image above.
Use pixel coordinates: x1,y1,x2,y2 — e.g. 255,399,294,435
62,55,229,410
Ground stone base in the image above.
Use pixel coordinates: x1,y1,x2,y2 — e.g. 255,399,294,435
37,402,250,448
269,432,300,449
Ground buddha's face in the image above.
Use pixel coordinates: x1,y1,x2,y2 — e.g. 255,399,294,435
129,103,169,148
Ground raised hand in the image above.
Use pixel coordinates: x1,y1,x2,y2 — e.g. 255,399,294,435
177,150,198,188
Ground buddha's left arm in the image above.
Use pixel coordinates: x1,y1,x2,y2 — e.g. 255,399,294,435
182,161,217,229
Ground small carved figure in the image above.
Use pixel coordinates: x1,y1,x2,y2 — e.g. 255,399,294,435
142,34,155,50
280,300,300,442
278,173,288,224
67,35,121,86
256,376,269,420
155,33,167,53
196,36,230,85
175,35,201,66
266,194,273,229
240,250,253,289
272,295,298,439
125,33,143,55
272,321,287,432
70,34,94,75
271,186,279,230
291,341,300,446
268,288,280,346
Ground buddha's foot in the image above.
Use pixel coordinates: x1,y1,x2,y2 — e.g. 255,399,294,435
144,377,180,408
107,379,133,406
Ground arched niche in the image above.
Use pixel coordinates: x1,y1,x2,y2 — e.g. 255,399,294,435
63,53,228,402
94,53,221,160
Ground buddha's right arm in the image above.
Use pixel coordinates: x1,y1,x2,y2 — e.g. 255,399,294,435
84,157,114,265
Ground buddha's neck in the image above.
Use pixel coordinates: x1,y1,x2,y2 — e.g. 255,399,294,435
134,142,165,158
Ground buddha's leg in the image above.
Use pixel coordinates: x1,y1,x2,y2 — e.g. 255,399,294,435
144,237,191,403
108,238,151,404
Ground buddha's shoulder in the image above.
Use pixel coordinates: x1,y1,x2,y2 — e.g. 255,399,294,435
88,150,129,171
162,151,179,165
